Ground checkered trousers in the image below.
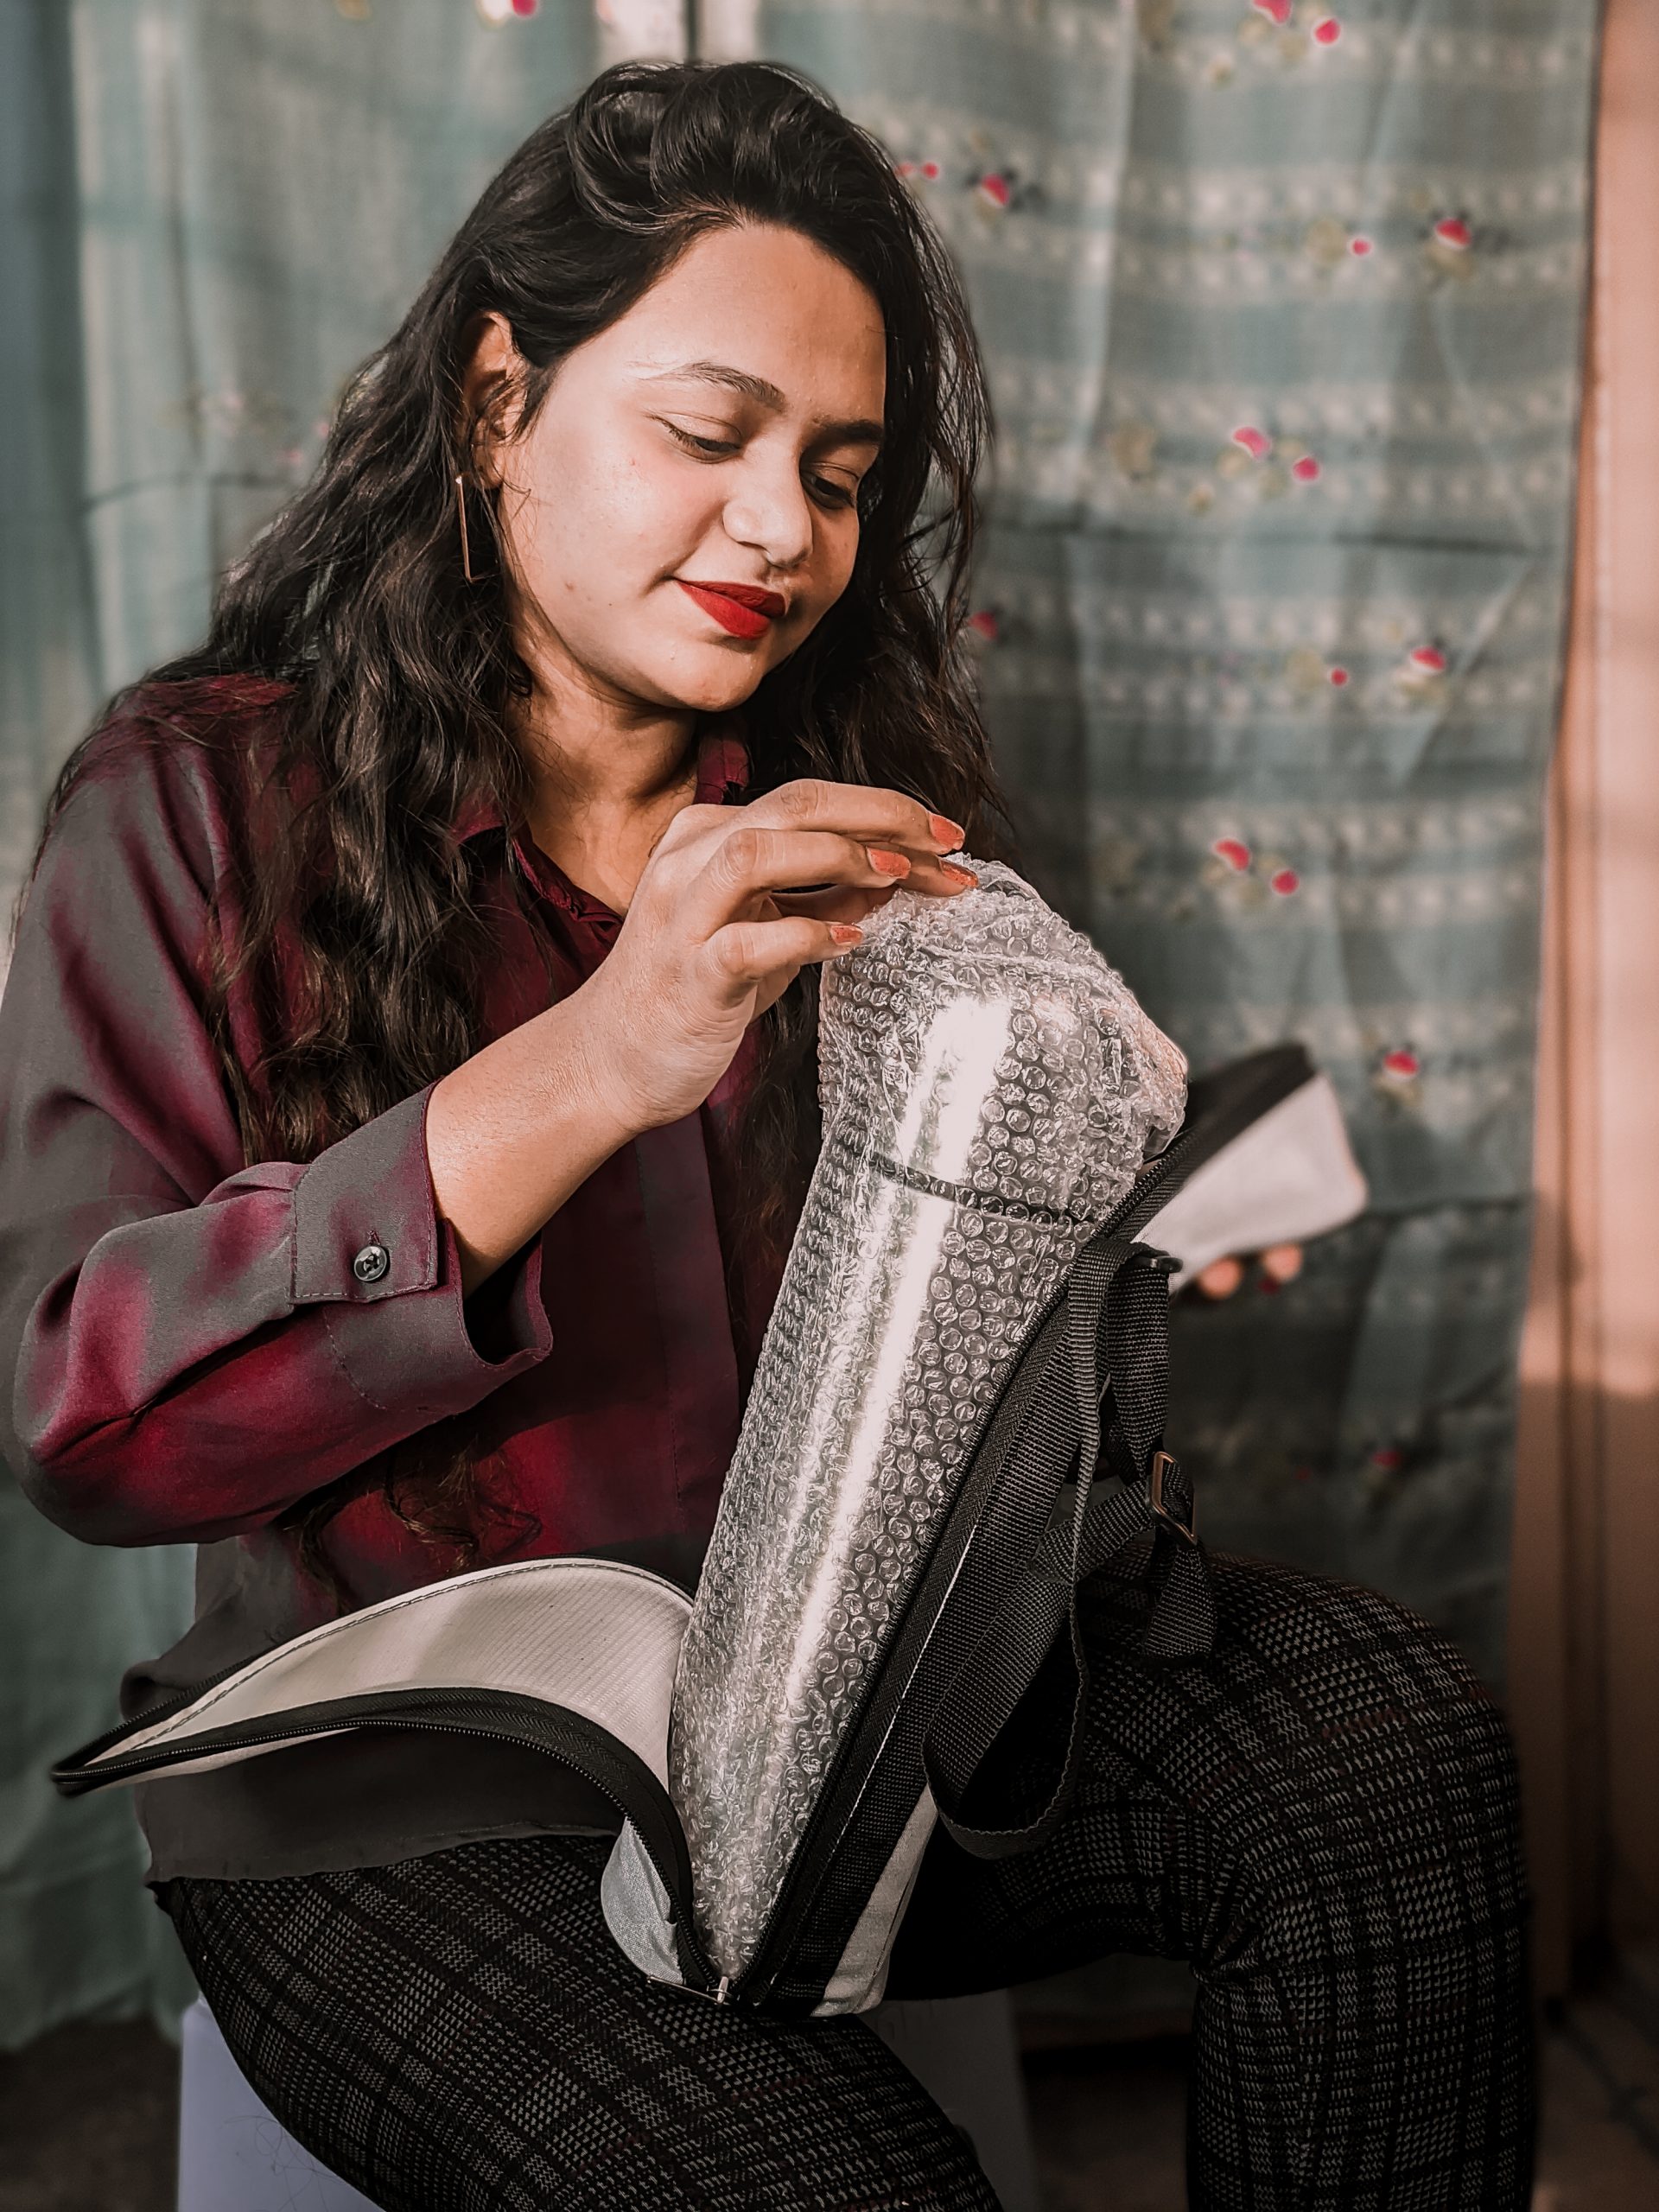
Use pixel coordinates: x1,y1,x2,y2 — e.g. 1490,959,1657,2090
162,1552,1533,2211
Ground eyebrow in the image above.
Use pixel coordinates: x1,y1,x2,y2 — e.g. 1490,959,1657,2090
643,359,884,448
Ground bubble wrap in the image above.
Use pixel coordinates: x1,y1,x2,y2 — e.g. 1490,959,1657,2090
670,861,1186,1981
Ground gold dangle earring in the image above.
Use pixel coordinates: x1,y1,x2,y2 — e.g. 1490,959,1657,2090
454,471,478,585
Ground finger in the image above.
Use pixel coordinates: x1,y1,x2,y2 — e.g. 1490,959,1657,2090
1193,1255,1244,1300
726,834,974,912
685,826,914,935
824,852,976,899
1260,1243,1304,1285
773,883,898,925
647,798,731,861
901,856,979,898
704,913,863,992
743,778,963,856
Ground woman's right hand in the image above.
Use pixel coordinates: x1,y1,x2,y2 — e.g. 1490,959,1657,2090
569,778,975,1139
427,780,972,1293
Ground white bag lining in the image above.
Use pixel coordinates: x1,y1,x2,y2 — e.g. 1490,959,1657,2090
90,1556,690,1789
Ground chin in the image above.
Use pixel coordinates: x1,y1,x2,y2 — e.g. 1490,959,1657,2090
650,650,777,717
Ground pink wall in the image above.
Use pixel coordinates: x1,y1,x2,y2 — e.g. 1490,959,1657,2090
1510,0,1659,1992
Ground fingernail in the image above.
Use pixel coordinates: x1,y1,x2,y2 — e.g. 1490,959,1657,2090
829,924,863,947
1261,1243,1303,1285
868,847,912,879
940,862,978,889
929,813,966,849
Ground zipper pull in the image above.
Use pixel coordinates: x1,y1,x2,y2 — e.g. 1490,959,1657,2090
715,1975,732,2005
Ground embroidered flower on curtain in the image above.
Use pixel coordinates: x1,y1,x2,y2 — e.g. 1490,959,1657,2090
1200,3,1345,77
1395,643,1451,702
1424,214,1480,281
1376,1049,1423,1093
1204,836,1303,906
1208,423,1326,503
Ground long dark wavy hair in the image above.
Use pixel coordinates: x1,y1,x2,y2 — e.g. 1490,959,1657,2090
38,59,1003,1589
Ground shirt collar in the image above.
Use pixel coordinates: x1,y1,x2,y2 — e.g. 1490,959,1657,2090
692,727,752,807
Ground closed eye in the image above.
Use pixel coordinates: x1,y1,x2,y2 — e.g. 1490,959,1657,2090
663,420,741,459
661,418,862,512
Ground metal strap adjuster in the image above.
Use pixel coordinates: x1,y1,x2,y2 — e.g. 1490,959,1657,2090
1148,1449,1198,1545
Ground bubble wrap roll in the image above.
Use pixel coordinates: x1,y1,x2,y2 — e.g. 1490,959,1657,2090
670,861,1186,1980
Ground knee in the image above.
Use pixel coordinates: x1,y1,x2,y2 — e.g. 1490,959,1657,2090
1207,1559,1527,1919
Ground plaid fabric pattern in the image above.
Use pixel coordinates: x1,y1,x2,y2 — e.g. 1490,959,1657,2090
163,1554,1532,2211
167,1834,998,2212
891,1549,1535,2209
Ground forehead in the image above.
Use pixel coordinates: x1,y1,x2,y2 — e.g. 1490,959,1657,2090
583,222,887,423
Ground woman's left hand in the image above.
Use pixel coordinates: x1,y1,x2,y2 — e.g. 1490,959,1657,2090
1192,1243,1303,1299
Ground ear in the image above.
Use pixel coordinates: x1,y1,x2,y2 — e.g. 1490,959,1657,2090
458,310,524,487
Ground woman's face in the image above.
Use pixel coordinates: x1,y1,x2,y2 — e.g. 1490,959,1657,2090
473,221,887,719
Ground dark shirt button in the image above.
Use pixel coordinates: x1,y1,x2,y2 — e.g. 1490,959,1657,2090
352,1243,390,1285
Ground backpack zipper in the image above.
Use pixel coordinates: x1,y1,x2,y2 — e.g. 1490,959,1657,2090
78,1706,723,1997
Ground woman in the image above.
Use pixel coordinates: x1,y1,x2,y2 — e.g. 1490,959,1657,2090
0,60,1530,2212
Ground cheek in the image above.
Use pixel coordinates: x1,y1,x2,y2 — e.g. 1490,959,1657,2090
512,425,712,612
805,514,861,624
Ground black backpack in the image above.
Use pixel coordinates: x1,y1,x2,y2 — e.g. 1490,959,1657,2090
55,1045,1338,2017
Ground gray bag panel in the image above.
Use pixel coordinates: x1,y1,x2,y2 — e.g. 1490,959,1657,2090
66,1557,690,1793
601,1821,691,1990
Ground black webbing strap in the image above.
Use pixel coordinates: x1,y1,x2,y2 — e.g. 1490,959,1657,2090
922,1228,1216,1861
54,1683,721,1994
1093,1247,1215,1662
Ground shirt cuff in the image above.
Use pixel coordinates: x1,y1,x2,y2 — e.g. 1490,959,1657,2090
292,1087,552,1418
292,1087,443,1305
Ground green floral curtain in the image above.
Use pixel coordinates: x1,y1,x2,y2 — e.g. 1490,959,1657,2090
750,0,1599,1685
0,0,1599,2043
0,0,601,2050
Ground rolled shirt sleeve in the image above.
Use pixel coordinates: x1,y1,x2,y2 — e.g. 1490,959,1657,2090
0,723,552,1547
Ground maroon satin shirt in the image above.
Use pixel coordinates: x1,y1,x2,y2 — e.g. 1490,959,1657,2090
0,676,780,1878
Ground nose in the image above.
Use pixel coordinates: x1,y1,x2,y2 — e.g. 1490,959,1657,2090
721,449,814,574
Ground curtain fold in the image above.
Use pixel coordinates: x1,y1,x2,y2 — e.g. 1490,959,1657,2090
0,0,199,2053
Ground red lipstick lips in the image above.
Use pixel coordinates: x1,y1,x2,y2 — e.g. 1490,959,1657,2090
676,579,787,641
